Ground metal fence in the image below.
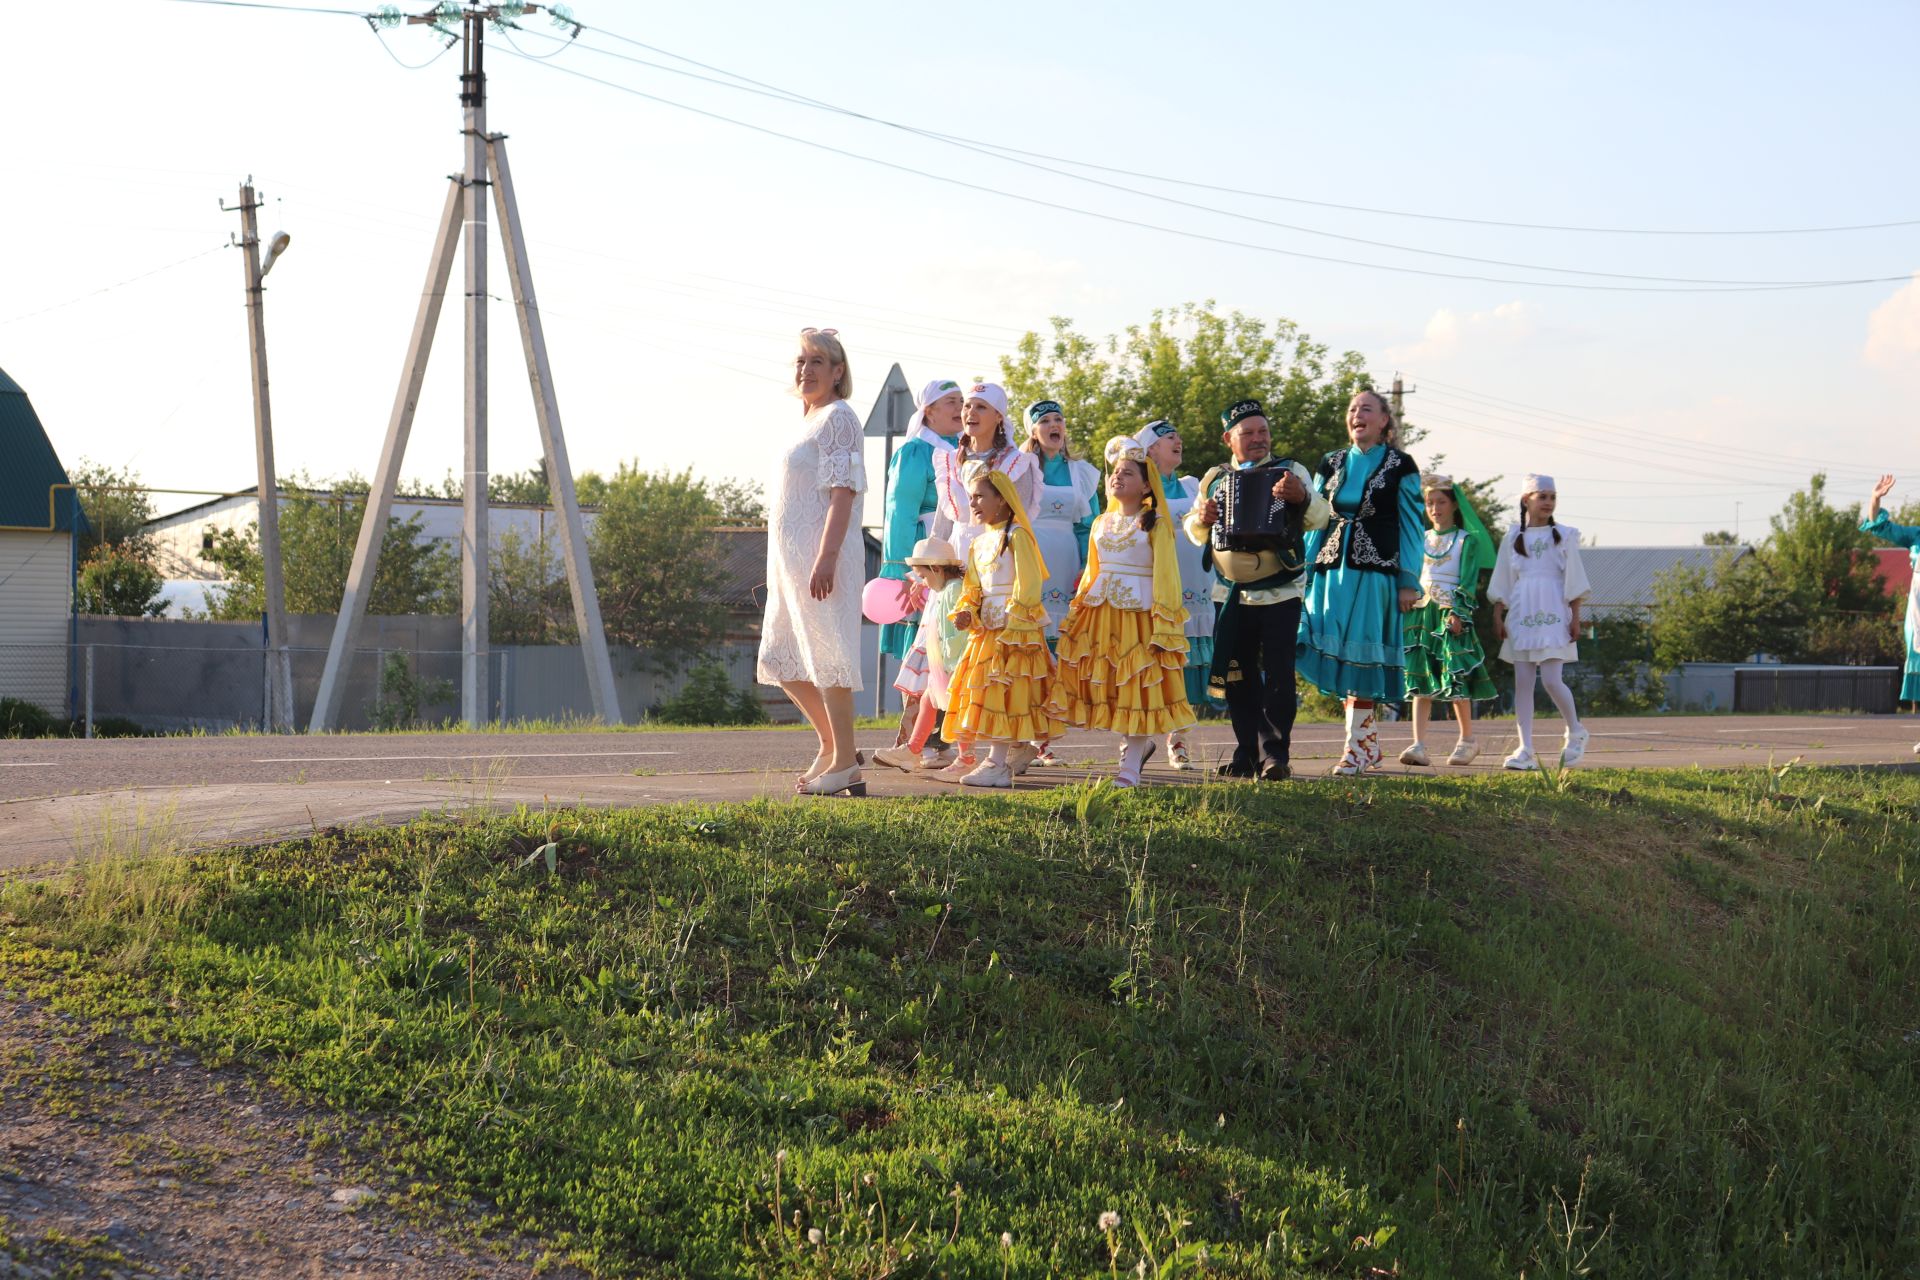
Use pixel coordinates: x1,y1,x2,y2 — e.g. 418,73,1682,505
0,624,906,734
1733,666,1902,715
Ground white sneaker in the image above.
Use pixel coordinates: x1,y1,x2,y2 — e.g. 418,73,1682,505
1560,725,1590,767
933,755,978,783
871,744,923,773
1398,741,1430,767
959,760,1013,788
1447,740,1481,766
1502,748,1538,771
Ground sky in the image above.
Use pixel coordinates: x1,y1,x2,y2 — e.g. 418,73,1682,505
4,0,1918,548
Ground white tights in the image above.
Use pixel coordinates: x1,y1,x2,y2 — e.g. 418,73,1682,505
1512,660,1582,753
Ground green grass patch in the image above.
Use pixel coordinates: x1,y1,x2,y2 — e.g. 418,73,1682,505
2,768,1917,1276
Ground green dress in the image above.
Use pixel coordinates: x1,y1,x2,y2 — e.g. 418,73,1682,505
1402,525,1496,701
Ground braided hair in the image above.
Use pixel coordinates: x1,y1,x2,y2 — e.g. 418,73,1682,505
1513,493,1561,558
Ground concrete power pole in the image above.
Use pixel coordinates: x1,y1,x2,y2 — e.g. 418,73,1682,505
458,5,490,726
309,2,616,733
226,181,294,731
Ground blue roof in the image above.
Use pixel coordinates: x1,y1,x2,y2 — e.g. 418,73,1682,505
0,367,81,532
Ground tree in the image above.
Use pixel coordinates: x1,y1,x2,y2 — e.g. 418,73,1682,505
1577,614,1665,713
201,475,457,619
587,466,735,673
1650,551,1806,668
489,525,576,645
999,302,1391,478
1702,530,1739,546
710,478,767,524
1766,474,1888,616
76,545,166,617
70,460,155,558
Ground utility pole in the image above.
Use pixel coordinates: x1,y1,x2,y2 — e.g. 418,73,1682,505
225,180,294,731
1389,373,1413,424
457,5,490,726
310,1,615,732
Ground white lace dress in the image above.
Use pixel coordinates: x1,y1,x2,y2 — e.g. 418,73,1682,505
757,399,868,690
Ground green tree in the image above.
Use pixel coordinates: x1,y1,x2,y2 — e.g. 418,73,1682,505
75,545,166,617
999,302,1390,478
1650,551,1806,668
70,460,155,557
1702,530,1739,546
1578,614,1665,713
202,476,457,619
490,525,576,645
1766,474,1888,615
587,466,735,673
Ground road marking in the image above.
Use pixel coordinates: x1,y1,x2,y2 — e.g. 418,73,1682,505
0,763,55,768
251,750,679,764
1711,727,1846,734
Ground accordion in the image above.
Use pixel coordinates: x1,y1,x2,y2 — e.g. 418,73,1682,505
1211,461,1305,554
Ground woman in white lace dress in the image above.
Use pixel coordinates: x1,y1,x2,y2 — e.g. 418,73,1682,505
757,328,869,797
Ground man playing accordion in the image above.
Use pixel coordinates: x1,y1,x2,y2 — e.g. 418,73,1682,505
1184,398,1330,780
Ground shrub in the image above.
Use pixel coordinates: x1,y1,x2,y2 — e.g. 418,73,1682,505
652,658,767,726
0,698,61,739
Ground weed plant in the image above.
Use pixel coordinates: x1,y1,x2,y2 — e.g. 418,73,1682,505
1,768,1917,1276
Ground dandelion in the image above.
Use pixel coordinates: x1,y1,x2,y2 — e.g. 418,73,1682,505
808,1227,824,1246
1000,1231,1013,1248
1099,1210,1122,1233
776,1149,788,1164
1135,1261,1147,1278
862,1172,875,1186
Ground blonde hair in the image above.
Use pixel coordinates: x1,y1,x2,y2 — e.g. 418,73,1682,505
794,330,854,401
1348,388,1398,442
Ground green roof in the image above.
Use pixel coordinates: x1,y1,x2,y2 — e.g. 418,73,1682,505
0,366,81,532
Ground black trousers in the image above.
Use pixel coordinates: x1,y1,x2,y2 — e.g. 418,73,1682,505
1219,597,1302,769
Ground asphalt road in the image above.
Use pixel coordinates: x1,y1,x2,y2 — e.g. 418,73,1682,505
1,713,1915,803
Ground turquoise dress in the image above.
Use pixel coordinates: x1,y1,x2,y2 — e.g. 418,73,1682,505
1297,444,1424,701
1861,511,1920,701
878,431,949,660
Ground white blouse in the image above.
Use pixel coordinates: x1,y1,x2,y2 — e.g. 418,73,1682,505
1078,512,1155,611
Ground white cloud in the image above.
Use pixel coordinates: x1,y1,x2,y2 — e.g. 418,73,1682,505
1386,300,1538,367
1865,273,1920,372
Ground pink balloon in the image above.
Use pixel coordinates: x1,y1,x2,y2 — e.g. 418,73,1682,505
861,576,914,625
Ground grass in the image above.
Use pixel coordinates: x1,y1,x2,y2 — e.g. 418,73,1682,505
2,768,1917,1277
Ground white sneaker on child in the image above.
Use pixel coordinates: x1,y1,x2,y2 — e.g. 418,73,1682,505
1398,741,1430,767
1559,725,1590,767
959,760,1013,788
1502,748,1538,771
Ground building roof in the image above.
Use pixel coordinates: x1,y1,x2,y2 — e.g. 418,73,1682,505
1581,544,1753,615
1873,547,1912,598
0,367,82,532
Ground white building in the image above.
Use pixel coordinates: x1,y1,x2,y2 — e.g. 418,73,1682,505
0,367,82,714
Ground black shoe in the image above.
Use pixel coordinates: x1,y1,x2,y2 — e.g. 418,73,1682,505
1258,760,1292,782
1215,760,1258,779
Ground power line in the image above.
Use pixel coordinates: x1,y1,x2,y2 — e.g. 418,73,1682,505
533,29,1909,289
0,245,228,328
495,50,1902,296
162,0,367,16
563,21,1920,240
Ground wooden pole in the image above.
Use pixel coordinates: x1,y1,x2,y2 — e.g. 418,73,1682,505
236,182,294,731
486,134,622,722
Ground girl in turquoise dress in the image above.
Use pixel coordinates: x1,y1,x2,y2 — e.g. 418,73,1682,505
1862,474,1920,727
1297,389,1424,776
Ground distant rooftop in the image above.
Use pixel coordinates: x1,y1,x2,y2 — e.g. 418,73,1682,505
1581,544,1754,616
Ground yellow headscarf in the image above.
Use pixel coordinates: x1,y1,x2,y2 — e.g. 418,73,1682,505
961,459,1048,583
1100,436,1188,647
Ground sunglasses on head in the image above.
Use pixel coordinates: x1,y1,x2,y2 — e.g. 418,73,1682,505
800,326,840,337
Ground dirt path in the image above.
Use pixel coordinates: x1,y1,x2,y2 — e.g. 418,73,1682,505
0,998,584,1280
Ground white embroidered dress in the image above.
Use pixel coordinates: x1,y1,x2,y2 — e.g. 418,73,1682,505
1160,475,1217,644
1487,525,1591,664
930,445,1041,561
1032,457,1101,635
757,399,867,689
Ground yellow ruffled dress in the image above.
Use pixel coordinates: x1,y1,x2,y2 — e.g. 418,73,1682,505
945,521,1060,744
1049,510,1195,736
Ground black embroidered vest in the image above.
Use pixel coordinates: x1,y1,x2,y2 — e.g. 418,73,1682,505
1313,446,1417,576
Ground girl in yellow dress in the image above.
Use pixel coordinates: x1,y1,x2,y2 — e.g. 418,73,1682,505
943,463,1059,788
1048,436,1194,788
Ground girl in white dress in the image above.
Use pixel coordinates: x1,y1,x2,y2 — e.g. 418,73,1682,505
931,382,1042,562
756,328,868,797
1020,398,1101,767
1487,474,1592,771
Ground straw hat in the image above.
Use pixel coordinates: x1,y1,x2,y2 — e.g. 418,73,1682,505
904,535,962,568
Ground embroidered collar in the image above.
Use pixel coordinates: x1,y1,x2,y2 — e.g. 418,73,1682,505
911,423,959,451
